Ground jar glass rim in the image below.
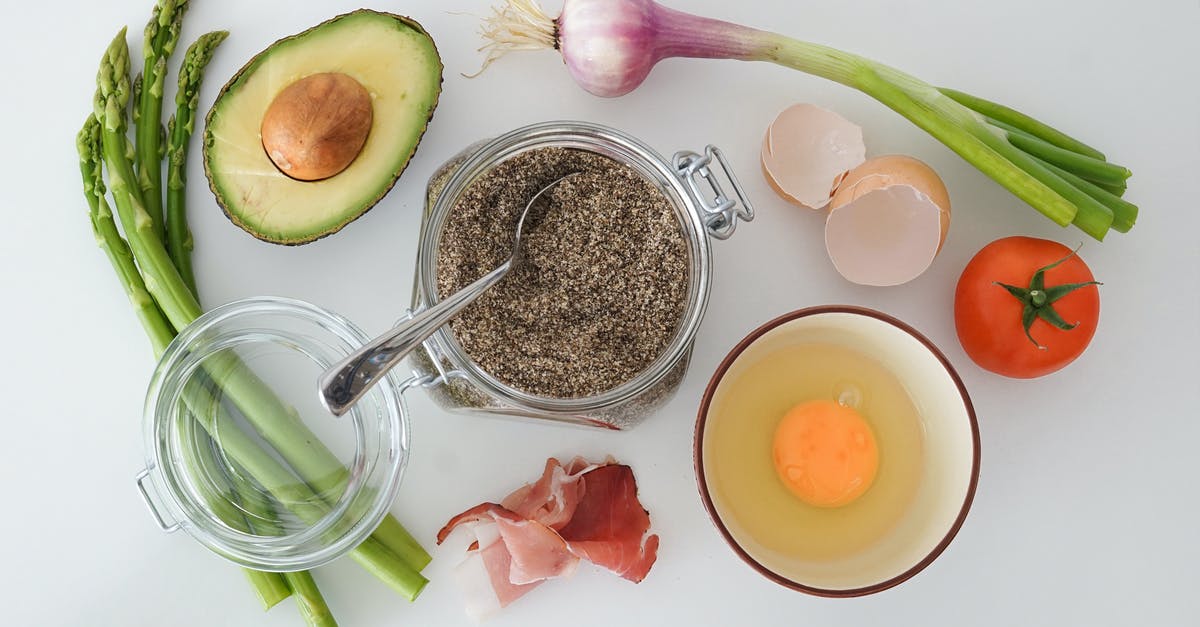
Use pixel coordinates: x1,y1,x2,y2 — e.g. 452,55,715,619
417,120,713,412
141,296,410,571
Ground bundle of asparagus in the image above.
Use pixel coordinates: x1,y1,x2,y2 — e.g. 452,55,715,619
76,2,429,625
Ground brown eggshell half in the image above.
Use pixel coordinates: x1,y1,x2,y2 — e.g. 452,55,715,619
825,185,944,286
829,155,951,253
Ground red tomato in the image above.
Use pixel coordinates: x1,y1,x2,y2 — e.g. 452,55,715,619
954,236,1100,378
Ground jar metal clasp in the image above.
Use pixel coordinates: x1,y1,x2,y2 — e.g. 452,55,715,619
135,466,181,533
673,145,754,240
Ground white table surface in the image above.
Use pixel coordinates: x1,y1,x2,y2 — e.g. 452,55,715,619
3,0,1197,625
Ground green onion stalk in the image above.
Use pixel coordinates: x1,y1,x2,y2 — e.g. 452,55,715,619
78,12,431,621
477,0,1137,240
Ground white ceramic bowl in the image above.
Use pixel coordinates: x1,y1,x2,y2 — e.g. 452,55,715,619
694,306,979,596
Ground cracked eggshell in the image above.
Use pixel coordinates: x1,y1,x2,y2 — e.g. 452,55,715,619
825,185,944,286
824,156,951,286
830,155,951,251
760,104,866,210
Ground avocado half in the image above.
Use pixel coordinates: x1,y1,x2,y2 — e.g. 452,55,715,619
203,10,443,245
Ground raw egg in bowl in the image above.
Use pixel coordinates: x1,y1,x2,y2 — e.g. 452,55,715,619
694,306,979,596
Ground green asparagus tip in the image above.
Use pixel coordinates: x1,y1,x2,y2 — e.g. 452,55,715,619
182,31,230,78
177,31,230,105
98,28,131,107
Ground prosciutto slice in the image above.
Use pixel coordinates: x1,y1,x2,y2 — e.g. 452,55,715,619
499,457,597,529
556,464,659,583
438,458,658,619
452,526,541,620
437,503,580,585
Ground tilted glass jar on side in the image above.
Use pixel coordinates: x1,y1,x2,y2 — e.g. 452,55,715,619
135,297,411,571
406,121,754,430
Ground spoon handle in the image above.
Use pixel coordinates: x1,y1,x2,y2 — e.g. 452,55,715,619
319,261,512,416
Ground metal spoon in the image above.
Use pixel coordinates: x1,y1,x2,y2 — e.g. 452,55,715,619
318,172,581,416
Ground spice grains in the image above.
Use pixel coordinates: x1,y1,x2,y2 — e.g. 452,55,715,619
436,147,688,399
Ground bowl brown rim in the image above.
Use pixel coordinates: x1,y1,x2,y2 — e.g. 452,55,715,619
693,305,981,597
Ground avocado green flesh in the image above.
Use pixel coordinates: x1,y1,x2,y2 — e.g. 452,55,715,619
205,11,442,244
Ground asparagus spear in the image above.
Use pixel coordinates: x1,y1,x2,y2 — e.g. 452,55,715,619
79,117,292,610
95,28,203,332
201,432,342,623
238,488,340,625
283,572,339,627
77,116,174,356
160,32,329,612
167,30,228,295
179,408,294,611
136,0,189,240
99,28,341,613
222,463,338,623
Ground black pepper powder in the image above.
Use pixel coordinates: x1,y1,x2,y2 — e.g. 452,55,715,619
435,147,689,399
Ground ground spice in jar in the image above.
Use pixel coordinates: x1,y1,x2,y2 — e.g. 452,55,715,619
435,147,689,399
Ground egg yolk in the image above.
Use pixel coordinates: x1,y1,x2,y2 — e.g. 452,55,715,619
772,399,879,508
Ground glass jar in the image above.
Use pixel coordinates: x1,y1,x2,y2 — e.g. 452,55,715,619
135,297,410,571
407,121,754,430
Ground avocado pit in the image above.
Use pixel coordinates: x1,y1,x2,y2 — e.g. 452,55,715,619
261,72,373,181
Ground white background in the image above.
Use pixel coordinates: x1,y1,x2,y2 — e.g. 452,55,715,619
2,0,1197,625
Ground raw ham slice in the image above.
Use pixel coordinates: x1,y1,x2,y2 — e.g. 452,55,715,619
437,503,579,584
438,458,658,619
556,464,660,583
500,457,603,529
453,525,542,621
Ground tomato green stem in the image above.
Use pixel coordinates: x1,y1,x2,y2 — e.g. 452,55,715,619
993,247,1101,348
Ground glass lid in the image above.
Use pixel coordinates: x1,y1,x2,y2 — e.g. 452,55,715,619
137,297,409,572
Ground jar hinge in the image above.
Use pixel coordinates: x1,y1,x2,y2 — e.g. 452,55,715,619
673,145,754,240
